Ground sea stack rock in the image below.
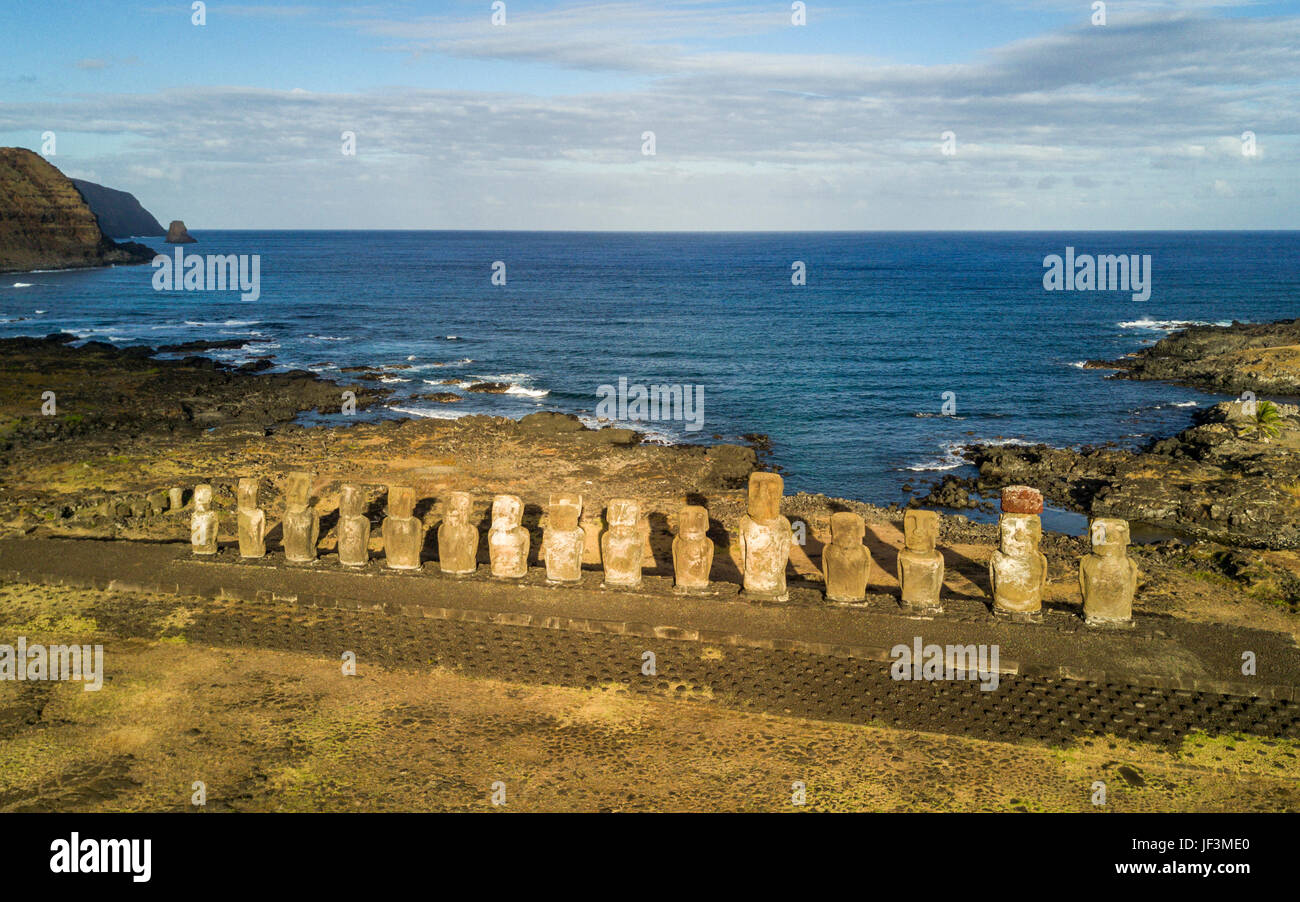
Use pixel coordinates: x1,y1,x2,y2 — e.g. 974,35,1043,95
337,484,371,567
990,486,1048,617
1080,517,1138,626
437,491,479,576
897,509,944,612
672,505,714,593
600,498,643,589
190,483,218,555
283,472,320,563
543,493,585,584
165,219,197,244
739,472,792,601
489,494,529,579
236,477,266,559
822,511,873,602
382,486,424,570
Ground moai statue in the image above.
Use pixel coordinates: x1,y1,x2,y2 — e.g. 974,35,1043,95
821,511,873,602
489,494,529,579
283,471,320,563
438,491,479,576
169,487,186,511
337,483,370,567
382,485,424,570
989,485,1048,617
1080,517,1138,626
672,505,714,593
601,498,643,588
580,510,604,565
739,472,792,601
236,477,266,559
190,483,218,555
543,493,585,584
897,509,944,612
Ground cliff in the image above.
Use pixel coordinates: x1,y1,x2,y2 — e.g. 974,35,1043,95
70,178,166,238
0,147,156,274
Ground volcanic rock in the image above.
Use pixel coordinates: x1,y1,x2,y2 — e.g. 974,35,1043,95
165,220,197,243
70,178,166,238
0,147,156,273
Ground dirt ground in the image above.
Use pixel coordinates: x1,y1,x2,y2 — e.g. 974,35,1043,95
0,582,1296,813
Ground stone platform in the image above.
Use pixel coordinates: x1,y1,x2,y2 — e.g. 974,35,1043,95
1,535,1295,700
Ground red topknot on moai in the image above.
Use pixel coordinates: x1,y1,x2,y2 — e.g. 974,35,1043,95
1000,484,1044,515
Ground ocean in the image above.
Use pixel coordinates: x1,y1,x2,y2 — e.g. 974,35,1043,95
4,231,1297,530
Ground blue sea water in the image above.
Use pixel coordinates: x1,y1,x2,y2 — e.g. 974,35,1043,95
3,231,1297,526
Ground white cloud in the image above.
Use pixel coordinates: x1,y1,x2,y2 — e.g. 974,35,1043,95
6,3,1297,228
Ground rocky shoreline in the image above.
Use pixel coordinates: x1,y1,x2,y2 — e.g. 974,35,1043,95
1,328,1297,620
1090,317,1300,396
916,319,1300,551
950,399,1300,548
908,319,1300,609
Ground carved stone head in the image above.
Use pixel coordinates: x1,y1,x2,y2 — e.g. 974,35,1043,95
830,511,864,547
492,494,522,530
387,485,416,520
194,483,213,511
237,477,259,510
1090,517,1130,554
679,505,708,538
286,471,312,510
446,491,472,527
904,509,938,553
340,484,364,518
607,498,639,529
548,493,582,531
999,513,1041,557
747,472,784,521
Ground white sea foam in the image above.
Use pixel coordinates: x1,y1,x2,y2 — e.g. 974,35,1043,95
505,385,550,398
307,334,349,341
11,283,32,288
406,358,473,371
1118,318,1236,332
1067,360,1087,369
184,319,260,327
460,372,550,397
378,376,412,383
577,414,676,445
422,379,463,387
904,442,967,472
470,373,532,383
389,405,465,420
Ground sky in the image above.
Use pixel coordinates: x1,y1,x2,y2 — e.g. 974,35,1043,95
1,0,1296,230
